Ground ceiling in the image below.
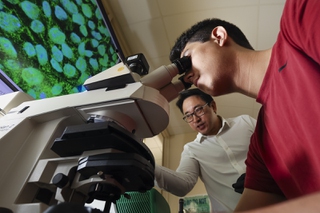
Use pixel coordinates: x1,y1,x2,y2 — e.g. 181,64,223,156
105,0,285,137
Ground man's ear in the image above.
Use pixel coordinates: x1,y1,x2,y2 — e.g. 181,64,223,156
210,101,218,113
211,26,228,46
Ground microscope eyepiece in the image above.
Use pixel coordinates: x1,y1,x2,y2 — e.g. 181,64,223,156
173,56,191,75
138,54,192,102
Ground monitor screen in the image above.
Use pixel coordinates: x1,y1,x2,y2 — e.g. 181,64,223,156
0,69,21,95
0,0,124,99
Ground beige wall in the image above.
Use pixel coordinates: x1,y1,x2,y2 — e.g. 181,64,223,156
156,131,208,213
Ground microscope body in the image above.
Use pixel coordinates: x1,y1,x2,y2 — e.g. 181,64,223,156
0,63,170,213
0,55,191,213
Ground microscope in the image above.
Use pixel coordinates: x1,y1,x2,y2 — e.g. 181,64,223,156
0,55,191,213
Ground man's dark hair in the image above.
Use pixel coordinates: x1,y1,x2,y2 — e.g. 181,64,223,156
170,18,254,62
176,88,214,113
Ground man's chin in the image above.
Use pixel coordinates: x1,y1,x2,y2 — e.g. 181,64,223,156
198,128,208,135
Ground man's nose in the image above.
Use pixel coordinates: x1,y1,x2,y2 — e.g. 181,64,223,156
193,114,201,122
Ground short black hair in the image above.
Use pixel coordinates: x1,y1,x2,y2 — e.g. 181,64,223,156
176,88,214,113
170,18,254,62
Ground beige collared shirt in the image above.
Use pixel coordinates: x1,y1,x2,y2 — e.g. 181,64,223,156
155,115,256,212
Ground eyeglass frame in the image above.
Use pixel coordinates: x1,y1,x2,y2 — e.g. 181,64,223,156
182,102,209,123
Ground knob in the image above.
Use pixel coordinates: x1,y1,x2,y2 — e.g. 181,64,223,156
52,173,69,188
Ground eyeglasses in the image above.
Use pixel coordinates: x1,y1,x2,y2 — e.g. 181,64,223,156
183,103,209,123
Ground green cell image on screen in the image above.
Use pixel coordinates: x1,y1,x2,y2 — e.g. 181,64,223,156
0,0,121,99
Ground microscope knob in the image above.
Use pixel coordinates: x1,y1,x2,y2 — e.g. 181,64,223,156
52,173,69,188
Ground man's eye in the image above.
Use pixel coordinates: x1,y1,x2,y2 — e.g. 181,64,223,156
195,107,202,113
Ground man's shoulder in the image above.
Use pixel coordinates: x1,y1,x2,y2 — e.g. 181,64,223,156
226,114,256,123
224,115,257,130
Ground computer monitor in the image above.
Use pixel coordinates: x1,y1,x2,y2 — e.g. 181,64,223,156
0,0,125,99
0,69,21,95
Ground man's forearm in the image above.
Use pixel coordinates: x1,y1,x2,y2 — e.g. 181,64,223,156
154,165,197,196
239,191,320,213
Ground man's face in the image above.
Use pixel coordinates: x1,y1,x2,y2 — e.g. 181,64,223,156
182,95,221,135
180,39,233,97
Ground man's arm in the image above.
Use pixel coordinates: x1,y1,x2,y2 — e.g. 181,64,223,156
237,191,320,213
154,144,200,196
154,164,198,196
234,188,286,212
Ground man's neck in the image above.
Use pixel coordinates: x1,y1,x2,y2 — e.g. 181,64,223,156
205,115,223,136
234,48,272,98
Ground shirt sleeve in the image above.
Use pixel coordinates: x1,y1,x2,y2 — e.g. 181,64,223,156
154,144,199,196
242,115,257,132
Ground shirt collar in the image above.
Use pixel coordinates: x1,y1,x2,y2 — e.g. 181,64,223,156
195,116,231,143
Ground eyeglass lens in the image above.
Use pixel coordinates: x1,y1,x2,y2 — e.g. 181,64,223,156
183,103,208,123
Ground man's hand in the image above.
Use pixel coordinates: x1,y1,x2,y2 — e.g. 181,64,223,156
232,173,245,194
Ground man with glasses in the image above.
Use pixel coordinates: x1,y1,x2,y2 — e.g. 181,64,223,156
155,88,256,212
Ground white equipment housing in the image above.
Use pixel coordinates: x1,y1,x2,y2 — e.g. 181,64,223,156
0,62,171,213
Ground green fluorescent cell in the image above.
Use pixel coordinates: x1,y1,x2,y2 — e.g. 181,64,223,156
89,58,98,71
97,44,105,56
42,1,51,17
0,37,17,58
31,20,45,33
35,44,48,65
62,43,74,59
27,88,37,99
23,42,36,57
78,72,89,85
91,39,98,48
95,7,101,20
112,53,118,62
82,3,92,18
99,54,109,67
72,13,85,25
49,27,66,44
79,24,88,36
78,41,86,56
109,46,115,54
70,87,79,94
61,0,78,15
75,0,82,6
75,56,87,73
91,30,102,40
0,12,21,33
70,32,81,43
51,45,63,62
51,83,63,96
22,67,44,86
20,1,40,20
85,50,93,57
54,5,68,21
63,63,77,78
50,58,63,73
39,92,47,99
88,20,95,30
98,25,109,37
